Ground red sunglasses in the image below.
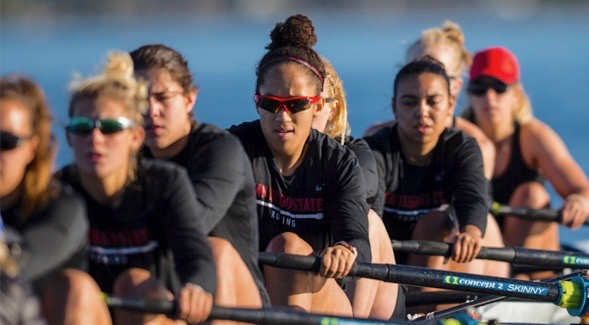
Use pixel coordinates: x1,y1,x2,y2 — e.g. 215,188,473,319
254,94,321,114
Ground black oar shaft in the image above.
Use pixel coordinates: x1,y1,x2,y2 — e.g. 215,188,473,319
392,240,589,269
105,298,423,324
491,203,589,226
259,252,561,302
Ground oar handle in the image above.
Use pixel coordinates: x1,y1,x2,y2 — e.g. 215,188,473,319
392,240,589,269
102,294,175,315
491,202,562,222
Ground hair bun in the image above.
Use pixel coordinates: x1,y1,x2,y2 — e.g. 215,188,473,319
267,14,317,51
104,52,134,79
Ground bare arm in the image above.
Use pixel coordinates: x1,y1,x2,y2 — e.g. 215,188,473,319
522,120,589,229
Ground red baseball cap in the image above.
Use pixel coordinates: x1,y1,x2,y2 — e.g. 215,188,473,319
469,47,520,85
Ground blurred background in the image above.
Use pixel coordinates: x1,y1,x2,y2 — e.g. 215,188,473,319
2,0,589,245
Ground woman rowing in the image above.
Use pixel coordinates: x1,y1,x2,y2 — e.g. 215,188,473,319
462,46,589,279
365,57,489,278
0,75,100,324
362,21,508,278
229,14,399,318
58,52,216,324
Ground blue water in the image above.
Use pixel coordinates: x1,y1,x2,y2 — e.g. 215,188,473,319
2,4,589,245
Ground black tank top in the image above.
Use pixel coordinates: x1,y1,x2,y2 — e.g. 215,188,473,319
491,123,544,205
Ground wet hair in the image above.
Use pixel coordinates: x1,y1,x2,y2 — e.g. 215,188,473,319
255,14,326,95
407,21,472,78
68,52,148,182
0,75,59,220
321,58,350,143
393,56,452,99
130,44,195,95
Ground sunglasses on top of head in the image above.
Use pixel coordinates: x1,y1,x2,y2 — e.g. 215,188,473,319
254,94,321,114
0,131,31,151
66,117,135,136
467,79,511,96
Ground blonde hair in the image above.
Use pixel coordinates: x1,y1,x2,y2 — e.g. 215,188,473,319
407,21,472,78
321,58,350,144
462,84,533,124
68,52,148,182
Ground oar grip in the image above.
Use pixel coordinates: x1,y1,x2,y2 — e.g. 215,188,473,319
258,252,321,272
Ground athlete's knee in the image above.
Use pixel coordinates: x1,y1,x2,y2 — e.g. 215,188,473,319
208,236,239,264
412,210,454,241
511,182,550,207
113,268,164,299
266,232,312,255
44,268,101,302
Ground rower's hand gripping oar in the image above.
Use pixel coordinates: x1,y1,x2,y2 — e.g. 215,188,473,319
259,252,589,317
491,202,589,225
392,239,589,269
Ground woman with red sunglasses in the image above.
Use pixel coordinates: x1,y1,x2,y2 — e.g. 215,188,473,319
58,52,216,324
0,75,102,324
462,47,589,280
229,14,399,319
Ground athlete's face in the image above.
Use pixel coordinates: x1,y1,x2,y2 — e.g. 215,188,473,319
257,63,323,160
67,96,144,182
393,72,454,149
0,99,38,198
137,67,196,152
467,76,519,127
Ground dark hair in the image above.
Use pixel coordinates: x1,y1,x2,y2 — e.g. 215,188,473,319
393,56,452,99
129,44,195,95
255,14,325,95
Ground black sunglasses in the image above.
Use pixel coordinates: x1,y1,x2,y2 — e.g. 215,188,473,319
0,131,31,151
467,80,511,96
254,94,321,114
66,117,135,136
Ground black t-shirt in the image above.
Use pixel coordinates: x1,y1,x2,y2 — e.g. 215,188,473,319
365,125,488,240
229,120,371,263
1,181,88,292
143,123,270,306
59,159,216,294
342,136,380,211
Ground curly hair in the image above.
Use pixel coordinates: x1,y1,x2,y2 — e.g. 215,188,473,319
0,75,59,220
255,14,326,95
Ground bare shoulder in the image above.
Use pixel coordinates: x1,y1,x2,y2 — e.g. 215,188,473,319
520,118,568,161
520,119,560,144
454,117,489,140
